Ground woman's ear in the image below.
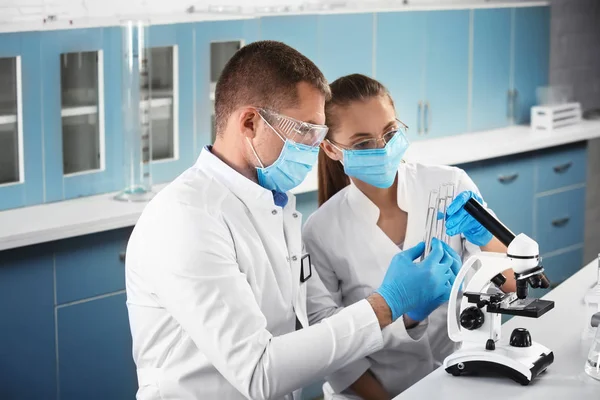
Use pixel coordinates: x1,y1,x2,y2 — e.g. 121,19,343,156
321,140,343,161
238,108,260,139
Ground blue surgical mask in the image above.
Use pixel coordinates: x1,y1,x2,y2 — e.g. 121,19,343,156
331,131,409,188
247,137,319,193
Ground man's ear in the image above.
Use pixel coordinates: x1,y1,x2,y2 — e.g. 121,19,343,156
321,140,342,161
238,108,261,139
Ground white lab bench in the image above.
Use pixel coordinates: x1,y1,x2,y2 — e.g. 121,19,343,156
395,260,600,399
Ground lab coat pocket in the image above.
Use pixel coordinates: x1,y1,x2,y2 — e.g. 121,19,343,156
137,368,164,400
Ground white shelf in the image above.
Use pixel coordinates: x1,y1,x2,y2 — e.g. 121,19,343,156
61,105,98,117
0,115,18,124
1,120,600,251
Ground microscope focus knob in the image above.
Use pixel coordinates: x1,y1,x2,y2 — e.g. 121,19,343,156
460,307,485,330
510,328,532,347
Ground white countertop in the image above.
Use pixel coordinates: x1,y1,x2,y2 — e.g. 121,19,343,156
1,121,599,251
396,260,600,399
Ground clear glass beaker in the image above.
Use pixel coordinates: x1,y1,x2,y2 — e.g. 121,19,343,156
115,20,154,202
585,312,600,380
583,254,600,340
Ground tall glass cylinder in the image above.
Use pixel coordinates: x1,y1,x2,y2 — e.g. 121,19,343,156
115,20,154,202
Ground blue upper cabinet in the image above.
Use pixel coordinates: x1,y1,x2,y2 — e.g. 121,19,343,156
195,18,260,154
40,27,123,202
318,13,374,82
260,15,319,63
424,10,469,138
471,8,511,132
512,6,550,125
376,11,427,141
0,32,44,211
147,23,195,183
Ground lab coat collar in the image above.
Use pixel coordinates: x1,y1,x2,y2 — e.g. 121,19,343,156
346,164,411,224
194,147,279,208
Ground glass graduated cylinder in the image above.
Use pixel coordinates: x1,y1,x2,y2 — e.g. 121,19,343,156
583,254,600,340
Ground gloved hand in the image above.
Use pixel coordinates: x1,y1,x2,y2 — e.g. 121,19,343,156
406,241,462,321
445,191,493,246
376,238,456,321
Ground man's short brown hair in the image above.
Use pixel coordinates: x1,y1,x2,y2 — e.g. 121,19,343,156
214,40,331,134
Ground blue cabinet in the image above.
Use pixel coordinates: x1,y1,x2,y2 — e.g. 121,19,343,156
40,28,123,202
260,15,319,63
461,155,534,237
57,292,137,400
535,187,585,254
54,228,131,305
471,8,511,131
295,191,319,225
148,23,195,183
318,13,374,82
376,10,468,139
376,11,427,140
0,246,57,400
513,6,550,124
535,143,587,193
424,10,469,138
0,32,44,211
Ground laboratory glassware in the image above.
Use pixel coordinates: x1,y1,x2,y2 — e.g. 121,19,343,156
115,20,154,202
584,312,600,380
583,254,600,340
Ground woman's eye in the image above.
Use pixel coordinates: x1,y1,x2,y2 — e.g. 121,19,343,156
354,141,371,150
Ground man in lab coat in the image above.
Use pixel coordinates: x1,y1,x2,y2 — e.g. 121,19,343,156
125,40,458,400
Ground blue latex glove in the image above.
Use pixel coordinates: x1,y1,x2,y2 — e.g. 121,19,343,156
407,241,462,321
445,191,493,247
376,238,455,321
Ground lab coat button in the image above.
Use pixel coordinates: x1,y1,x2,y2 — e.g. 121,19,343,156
292,213,298,218
292,255,298,261
271,210,278,215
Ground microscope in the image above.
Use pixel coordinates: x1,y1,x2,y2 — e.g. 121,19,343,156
443,198,555,385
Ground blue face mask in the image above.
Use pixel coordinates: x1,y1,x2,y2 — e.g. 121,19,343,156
334,131,409,189
248,138,319,193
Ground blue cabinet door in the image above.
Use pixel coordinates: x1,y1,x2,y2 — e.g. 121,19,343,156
0,32,44,211
375,11,426,141
295,191,319,226
40,27,123,202
535,142,587,194
513,6,550,124
195,19,260,155
318,13,374,82
259,15,319,63
148,23,195,183
424,10,470,138
461,155,535,237
535,187,585,254
54,228,132,305
471,8,511,132
0,246,56,400
57,293,137,400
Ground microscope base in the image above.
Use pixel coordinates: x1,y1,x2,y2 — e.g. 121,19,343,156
443,342,554,385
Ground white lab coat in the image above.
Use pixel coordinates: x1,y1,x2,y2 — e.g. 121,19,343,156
125,148,385,400
303,163,482,399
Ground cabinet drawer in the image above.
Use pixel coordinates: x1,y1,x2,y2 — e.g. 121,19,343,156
535,187,585,254
54,228,132,304
461,155,534,237
530,247,583,299
535,143,587,193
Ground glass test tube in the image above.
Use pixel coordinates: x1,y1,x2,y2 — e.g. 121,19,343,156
115,20,154,202
423,189,439,258
441,183,456,244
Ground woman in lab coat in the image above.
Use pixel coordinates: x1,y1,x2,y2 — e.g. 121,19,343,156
303,74,515,400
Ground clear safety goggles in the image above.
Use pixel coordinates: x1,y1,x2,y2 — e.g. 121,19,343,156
328,118,409,151
257,108,329,147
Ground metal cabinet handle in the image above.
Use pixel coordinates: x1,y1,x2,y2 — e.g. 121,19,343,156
551,217,570,227
424,101,431,134
417,101,423,135
119,252,126,262
497,173,519,184
553,162,573,174
512,89,519,123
